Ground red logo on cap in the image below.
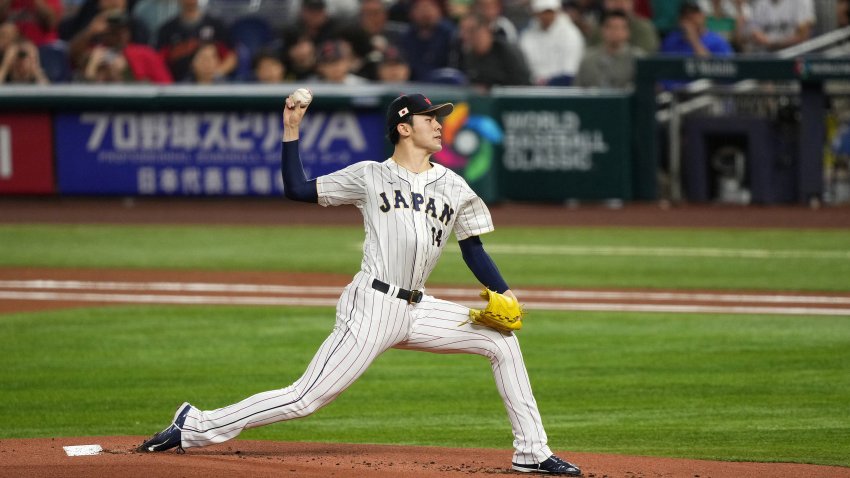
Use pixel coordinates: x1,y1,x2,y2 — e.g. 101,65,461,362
424,97,432,105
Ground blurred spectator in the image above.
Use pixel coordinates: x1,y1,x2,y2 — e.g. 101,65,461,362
252,48,285,83
387,0,410,23
38,39,72,81
519,0,585,85
590,0,658,52
342,0,408,80
205,0,294,31
452,12,529,90
388,0,436,24
61,0,148,44
0,37,48,82
575,9,644,88
357,0,408,45
0,0,63,46
650,0,688,37
131,0,178,42
283,34,316,80
312,38,367,84
376,44,410,82
81,42,126,80
283,0,341,50
500,0,532,31
78,12,170,83
0,20,19,54
840,0,849,27
564,0,603,39
813,0,837,35
446,0,470,19
634,0,651,18
228,15,275,81
696,0,750,48
62,0,85,17
744,0,815,53
661,2,732,57
156,0,235,82
473,0,519,43
401,0,455,81
186,41,224,83
306,0,358,21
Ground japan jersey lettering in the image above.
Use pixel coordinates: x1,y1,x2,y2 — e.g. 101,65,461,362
317,159,494,290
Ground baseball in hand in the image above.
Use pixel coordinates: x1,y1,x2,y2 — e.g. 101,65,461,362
291,88,312,108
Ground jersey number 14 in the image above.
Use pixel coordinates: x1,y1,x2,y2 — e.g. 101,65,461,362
431,227,443,247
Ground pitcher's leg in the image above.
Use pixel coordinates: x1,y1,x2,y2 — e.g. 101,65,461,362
179,323,358,447
181,282,404,449
397,297,553,464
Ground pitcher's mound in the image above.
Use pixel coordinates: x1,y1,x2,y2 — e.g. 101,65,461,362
2,436,848,478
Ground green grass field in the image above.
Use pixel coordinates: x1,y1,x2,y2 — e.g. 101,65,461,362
2,224,849,466
3,224,850,290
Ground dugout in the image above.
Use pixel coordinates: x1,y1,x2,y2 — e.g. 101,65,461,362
634,57,850,204
674,84,802,205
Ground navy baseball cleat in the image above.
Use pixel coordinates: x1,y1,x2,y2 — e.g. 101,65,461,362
137,402,192,453
512,455,582,476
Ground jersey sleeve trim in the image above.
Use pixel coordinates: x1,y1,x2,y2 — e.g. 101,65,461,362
455,223,495,241
316,176,333,207
452,173,495,241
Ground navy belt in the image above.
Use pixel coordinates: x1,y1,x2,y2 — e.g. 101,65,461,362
371,279,423,304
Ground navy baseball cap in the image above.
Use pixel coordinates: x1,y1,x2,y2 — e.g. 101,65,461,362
386,94,453,133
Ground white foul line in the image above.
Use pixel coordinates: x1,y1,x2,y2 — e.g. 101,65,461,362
2,280,850,306
502,289,850,305
2,290,850,317
520,301,850,316
0,290,339,307
452,244,850,260
0,280,343,295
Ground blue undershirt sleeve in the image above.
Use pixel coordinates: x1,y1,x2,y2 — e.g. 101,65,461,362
458,236,509,293
281,139,318,203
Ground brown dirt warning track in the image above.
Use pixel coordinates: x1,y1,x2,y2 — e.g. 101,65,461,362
2,198,850,477
2,197,850,228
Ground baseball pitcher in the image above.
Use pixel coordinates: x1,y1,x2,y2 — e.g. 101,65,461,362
138,89,581,476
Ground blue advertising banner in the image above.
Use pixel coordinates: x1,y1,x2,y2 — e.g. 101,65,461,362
55,110,385,195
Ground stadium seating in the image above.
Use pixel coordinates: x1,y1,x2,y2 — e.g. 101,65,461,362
39,42,72,83
206,0,293,28
229,15,277,82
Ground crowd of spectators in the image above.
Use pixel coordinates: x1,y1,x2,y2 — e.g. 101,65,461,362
0,0,845,87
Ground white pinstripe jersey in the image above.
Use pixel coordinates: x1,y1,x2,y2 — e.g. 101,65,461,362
316,159,494,290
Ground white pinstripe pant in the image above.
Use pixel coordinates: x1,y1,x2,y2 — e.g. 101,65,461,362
180,271,553,464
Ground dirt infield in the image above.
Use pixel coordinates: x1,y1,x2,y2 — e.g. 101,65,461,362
3,268,850,316
3,437,849,478
3,198,849,477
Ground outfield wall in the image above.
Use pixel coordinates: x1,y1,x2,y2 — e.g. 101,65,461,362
0,84,632,203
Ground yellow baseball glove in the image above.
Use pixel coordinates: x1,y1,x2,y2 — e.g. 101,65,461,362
467,288,524,334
